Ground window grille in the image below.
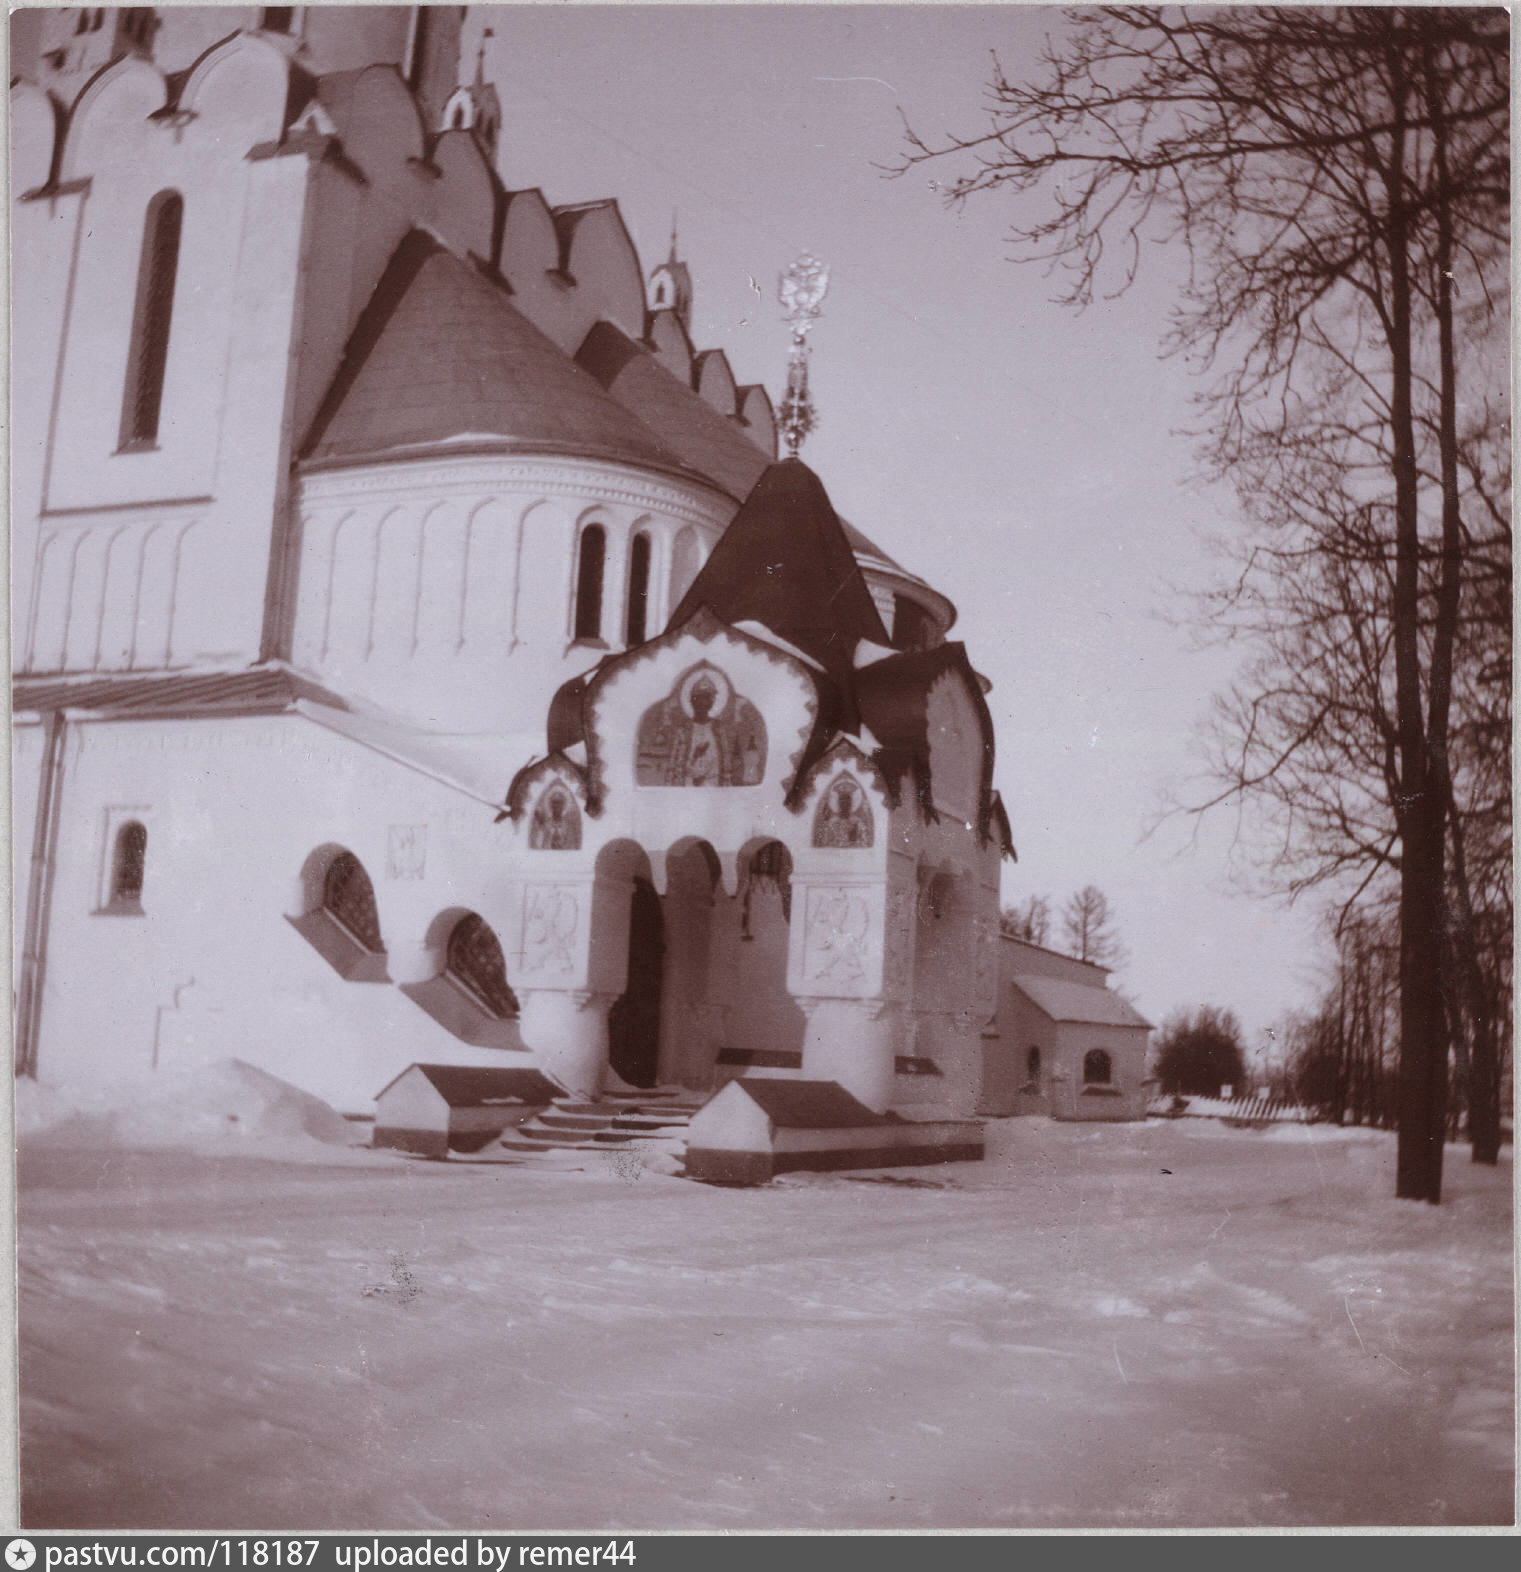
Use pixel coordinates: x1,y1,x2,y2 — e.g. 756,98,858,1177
446,914,519,1018
322,852,383,952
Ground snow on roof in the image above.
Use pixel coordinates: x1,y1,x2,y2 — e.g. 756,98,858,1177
295,699,539,810
735,1079,891,1129
377,1065,563,1107
1010,975,1153,1031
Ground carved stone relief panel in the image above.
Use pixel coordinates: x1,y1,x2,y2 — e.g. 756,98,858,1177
802,885,874,986
519,885,581,980
635,661,766,787
386,824,427,880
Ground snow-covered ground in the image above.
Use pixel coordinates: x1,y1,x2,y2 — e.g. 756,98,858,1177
15,1063,1515,1530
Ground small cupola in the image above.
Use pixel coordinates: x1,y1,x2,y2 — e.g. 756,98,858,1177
647,219,694,330
441,28,502,159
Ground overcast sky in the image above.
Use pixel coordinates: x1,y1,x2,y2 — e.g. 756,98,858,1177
469,2,1330,1063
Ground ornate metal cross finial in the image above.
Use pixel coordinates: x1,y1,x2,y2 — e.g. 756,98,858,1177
778,252,830,457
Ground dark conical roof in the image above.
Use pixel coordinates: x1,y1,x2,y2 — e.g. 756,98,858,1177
666,457,890,690
301,231,685,472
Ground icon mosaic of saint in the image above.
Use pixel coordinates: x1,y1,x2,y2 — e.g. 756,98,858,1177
529,783,582,849
635,664,767,787
812,773,874,847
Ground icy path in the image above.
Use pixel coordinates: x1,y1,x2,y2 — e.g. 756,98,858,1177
16,1119,1514,1530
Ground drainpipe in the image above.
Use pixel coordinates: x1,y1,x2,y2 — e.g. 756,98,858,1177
16,709,67,1079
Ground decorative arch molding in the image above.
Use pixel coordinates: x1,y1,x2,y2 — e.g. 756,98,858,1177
343,61,432,174
11,80,62,193
176,29,292,145
554,200,646,341
503,751,590,825
498,186,559,283
792,737,896,817
61,54,169,181
692,349,739,418
580,605,822,814
297,452,733,536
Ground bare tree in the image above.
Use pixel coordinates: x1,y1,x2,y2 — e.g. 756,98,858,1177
1001,893,1052,945
1061,885,1126,968
893,6,1509,1202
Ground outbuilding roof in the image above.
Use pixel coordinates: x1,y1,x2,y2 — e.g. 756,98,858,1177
376,1064,564,1106
732,1079,892,1129
1010,975,1153,1031
301,232,689,474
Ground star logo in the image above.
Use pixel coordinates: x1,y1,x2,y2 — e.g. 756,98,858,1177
6,1541,37,1571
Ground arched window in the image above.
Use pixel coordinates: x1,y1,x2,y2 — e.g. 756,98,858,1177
446,914,519,1018
626,531,651,645
669,525,700,607
1083,1049,1113,1086
1026,1046,1042,1083
322,852,383,953
120,191,183,450
573,524,606,641
109,821,147,908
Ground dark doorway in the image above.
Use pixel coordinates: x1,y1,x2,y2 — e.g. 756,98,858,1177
608,877,664,1088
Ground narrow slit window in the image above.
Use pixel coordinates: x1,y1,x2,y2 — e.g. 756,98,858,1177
110,821,147,907
405,5,431,89
626,532,651,645
574,525,606,641
120,191,183,450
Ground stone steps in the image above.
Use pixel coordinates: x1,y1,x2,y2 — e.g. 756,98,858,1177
492,1091,702,1165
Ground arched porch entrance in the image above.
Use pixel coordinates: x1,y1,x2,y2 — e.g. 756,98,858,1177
607,877,664,1088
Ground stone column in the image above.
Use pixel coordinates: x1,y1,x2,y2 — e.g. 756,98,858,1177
797,995,899,1113
517,988,613,1097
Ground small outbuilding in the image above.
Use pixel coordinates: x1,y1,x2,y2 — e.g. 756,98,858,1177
373,1064,563,1157
982,938,1153,1120
684,1077,984,1184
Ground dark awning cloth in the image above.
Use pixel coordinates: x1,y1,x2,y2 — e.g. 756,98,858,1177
666,457,890,697
734,1078,892,1129
300,231,688,472
378,1064,563,1107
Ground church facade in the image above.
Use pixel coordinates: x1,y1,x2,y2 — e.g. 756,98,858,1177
11,7,1142,1129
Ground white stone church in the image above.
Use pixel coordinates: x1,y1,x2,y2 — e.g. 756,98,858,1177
10,6,1151,1141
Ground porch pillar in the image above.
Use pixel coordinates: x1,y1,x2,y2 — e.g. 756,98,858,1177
517,988,614,1097
797,996,899,1113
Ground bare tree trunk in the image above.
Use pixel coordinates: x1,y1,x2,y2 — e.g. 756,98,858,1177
1384,47,1447,1203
